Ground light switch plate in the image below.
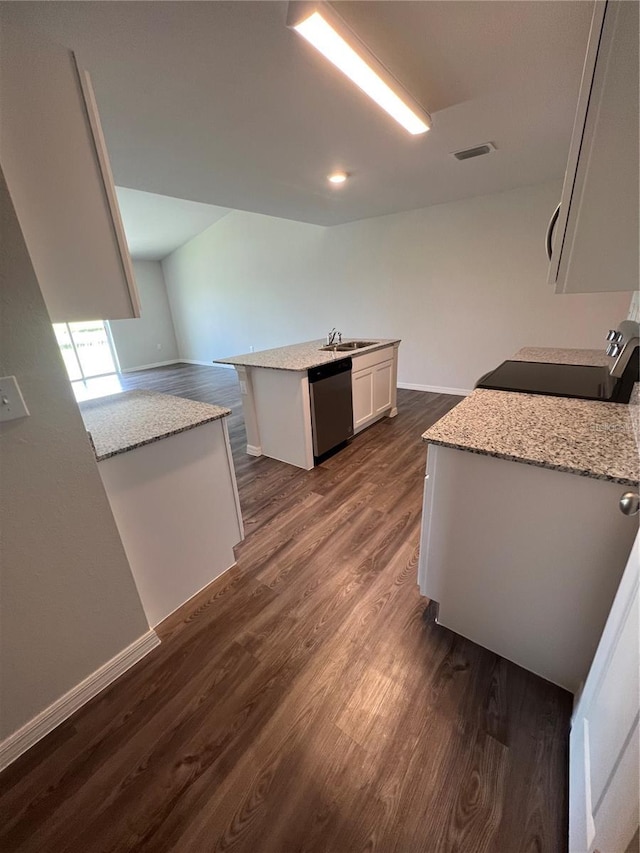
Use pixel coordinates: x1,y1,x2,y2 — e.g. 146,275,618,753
0,376,30,422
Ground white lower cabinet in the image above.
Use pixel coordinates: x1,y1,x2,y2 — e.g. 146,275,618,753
353,368,375,429
98,418,244,627
418,443,637,691
373,360,393,414
351,345,396,433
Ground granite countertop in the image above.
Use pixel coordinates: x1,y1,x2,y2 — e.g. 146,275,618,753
80,390,230,461
422,346,639,486
215,338,400,372
512,346,612,367
422,389,638,485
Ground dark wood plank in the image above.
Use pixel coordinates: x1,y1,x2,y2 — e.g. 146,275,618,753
0,363,572,853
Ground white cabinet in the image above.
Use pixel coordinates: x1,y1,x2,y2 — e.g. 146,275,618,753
548,0,639,293
0,20,140,322
351,345,397,434
373,360,393,414
97,418,244,627
353,369,375,429
418,443,637,691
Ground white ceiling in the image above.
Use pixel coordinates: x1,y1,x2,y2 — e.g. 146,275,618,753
2,2,592,226
115,187,230,260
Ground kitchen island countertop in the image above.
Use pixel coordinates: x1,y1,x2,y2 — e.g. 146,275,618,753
80,390,230,461
215,338,400,372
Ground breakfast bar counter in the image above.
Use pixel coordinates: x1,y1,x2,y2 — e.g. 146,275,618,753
81,390,230,460
80,390,244,627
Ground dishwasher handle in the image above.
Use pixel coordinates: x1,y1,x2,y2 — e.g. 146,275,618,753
308,357,352,383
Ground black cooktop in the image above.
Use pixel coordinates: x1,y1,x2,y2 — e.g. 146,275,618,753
475,360,630,402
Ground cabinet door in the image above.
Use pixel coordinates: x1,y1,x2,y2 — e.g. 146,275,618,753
0,20,140,321
549,1,639,293
352,368,374,429
569,533,639,852
373,360,393,414
417,468,433,597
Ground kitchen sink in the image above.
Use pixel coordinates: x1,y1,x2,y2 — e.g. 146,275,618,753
320,340,377,352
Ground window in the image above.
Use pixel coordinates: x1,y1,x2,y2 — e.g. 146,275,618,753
53,321,121,398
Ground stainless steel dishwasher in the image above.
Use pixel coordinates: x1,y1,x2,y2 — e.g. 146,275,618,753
308,358,353,462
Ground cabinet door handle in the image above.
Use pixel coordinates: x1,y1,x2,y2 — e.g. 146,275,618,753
619,492,640,516
546,203,561,260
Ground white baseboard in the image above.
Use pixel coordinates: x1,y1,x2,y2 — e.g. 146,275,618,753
397,382,472,397
121,359,236,372
119,359,180,373
0,630,160,772
246,444,262,457
152,560,237,628
181,360,236,370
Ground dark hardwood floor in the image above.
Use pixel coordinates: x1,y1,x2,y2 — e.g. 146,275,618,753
0,363,572,852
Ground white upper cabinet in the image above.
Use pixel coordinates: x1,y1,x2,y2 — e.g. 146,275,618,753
0,21,140,322
548,1,639,293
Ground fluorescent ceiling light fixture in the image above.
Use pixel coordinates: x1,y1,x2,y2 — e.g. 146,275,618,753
328,171,347,184
288,4,431,136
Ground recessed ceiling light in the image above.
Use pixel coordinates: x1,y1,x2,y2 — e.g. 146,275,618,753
287,3,431,136
328,171,348,184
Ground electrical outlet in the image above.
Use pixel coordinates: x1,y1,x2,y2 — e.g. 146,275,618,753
157,343,162,351
0,376,30,422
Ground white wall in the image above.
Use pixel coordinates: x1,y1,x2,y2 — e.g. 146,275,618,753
163,181,631,393
0,168,150,740
109,260,179,371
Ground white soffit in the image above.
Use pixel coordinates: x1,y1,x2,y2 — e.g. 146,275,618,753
115,187,231,260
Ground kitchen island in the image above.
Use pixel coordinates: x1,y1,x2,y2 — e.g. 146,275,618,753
418,346,639,691
216,338,400,469
81,390,244,627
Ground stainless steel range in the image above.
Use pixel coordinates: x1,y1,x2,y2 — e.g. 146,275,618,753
476,321,639,403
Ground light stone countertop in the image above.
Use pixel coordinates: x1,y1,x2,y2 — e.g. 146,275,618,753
422,389,638,485
80,390,230,461
629,383,640,449
512,346,612,367
215,338,400,372
422,346,639,486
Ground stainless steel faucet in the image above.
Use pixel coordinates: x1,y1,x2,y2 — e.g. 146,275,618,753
327,328,342,345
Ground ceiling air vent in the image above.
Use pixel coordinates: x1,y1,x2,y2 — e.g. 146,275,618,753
452,142,496,161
